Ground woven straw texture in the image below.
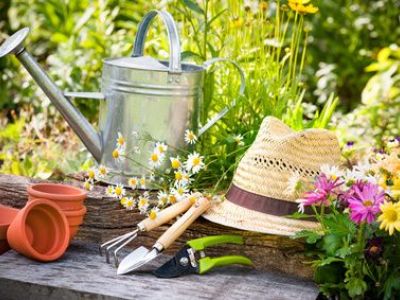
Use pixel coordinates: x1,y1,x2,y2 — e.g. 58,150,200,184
203,116,341,236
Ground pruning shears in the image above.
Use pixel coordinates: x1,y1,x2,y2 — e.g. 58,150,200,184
153,235,253,278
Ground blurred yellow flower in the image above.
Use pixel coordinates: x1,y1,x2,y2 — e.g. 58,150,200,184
378,202,400,235
288,0,318,14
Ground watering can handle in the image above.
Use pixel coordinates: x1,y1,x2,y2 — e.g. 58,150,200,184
132,10,181,73
198,58,246,136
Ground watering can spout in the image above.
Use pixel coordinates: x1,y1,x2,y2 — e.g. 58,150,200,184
0,28,102,161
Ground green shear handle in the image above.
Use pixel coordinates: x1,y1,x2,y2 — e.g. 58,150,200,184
199,255,253,274
187,234,245,251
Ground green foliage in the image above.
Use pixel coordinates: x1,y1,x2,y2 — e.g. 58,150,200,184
335,45,400,149
306,0,400,109
0,0,338,181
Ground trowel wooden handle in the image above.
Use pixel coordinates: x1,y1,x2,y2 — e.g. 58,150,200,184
138,197,193,232
156,197,211,250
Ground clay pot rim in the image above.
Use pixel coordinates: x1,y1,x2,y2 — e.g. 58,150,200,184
63,206,87,217
28,183,87,201
0,205,19,227
16,199,69,261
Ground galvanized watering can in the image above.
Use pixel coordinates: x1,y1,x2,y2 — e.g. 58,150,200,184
0,10,245,186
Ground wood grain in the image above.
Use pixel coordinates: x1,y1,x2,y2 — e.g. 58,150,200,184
0,242,318,300
0,174,313,279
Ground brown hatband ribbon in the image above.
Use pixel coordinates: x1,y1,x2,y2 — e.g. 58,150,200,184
226,184,322,220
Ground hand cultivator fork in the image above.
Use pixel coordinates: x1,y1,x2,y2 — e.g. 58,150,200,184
99,197,193,267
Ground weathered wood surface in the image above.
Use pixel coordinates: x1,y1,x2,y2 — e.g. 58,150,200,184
0,174,313,279
0,242,318,300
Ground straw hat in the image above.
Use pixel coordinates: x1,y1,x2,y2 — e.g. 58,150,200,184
203,116,341,236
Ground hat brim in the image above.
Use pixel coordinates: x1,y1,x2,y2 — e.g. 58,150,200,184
202,198,319,236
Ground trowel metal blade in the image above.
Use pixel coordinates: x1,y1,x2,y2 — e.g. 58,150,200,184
117,246,158,275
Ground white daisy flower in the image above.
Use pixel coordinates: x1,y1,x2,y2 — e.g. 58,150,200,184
113,183,126,199
97,165,107,178
106,185,115,197
120,196,135,210
174,169,191,187
128,177,138,189
87,169,96,181
83,180,93,191
148,207,160,220
149,151,164,168
185,152,204,174
353,161,373,175
171,186,189,201
138,195,150,214
140,176,146,189
184,129,197,145
170,156,182,170
284,172,302,198
187,192,201,204
112,147,125,162
116,132,126,149
233,134,245,146
155,142,168,154
344,169,364,185
320,164,344,180
157,191,169,207
168,193,177,204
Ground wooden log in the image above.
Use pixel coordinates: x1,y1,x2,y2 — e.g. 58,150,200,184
0,174,313,279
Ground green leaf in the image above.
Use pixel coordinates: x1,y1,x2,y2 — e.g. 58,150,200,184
336,246,352,258
322,234,343,256
180,0,204,14
181,50,203,62
346,277,367,298
383,272,400,300
314,262,344,285
293,229,322,244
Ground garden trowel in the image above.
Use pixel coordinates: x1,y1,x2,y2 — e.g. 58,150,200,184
117,197,210,275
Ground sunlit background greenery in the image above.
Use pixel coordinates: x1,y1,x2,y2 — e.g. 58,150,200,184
0,0,399,184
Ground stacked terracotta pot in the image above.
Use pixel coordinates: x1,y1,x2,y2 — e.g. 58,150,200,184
27,183,87,240
0,183,87,261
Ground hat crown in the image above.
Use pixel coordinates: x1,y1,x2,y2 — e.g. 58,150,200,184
233,116,341,201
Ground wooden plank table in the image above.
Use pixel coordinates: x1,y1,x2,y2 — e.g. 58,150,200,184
0,242,318,300
0,174,313,279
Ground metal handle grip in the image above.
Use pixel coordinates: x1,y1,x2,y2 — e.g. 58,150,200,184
132,10,181,73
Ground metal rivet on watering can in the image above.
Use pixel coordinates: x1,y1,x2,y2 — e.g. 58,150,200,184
0,10,246,189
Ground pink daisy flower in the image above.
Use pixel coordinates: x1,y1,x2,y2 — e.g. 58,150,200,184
299,174,343,209
347,182,385,224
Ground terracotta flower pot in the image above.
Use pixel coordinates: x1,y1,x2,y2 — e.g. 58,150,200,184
7,199,69,262
63,206,87,239
0,205,19,254
27,183,87,211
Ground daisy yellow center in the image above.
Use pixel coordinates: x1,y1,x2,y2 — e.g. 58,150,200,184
112,149,120,158
99,167,106,175
364,200,373,207
151,153,159,162
88,170,95,179
171,160,181,169
120,197,128,205
169,195,177,204
177,187,185,195
187,132,196,141
192,157,201,166
84,182,91,190
129,179,137,186
149,210,157,220
140,178,146,185
117,136,125,145
385,209,398,222
115,187,122,195
188,196,197,204
139,198,148,207
175,172,183,181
